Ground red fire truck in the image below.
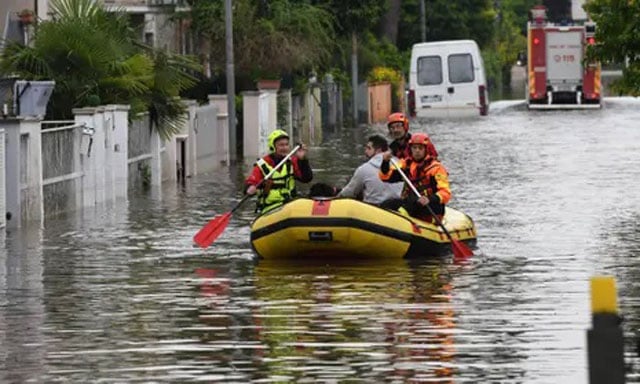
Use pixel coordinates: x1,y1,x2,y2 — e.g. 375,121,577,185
527,5,601,109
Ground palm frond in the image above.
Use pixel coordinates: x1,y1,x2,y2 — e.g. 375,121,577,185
49,0,103,21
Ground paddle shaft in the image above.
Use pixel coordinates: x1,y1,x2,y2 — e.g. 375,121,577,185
230,144,301,214
193,144,303,248
389,158,456,241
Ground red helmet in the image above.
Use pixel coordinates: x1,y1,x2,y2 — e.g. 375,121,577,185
408,132,438,158
387,112,409,132
408,132,430,146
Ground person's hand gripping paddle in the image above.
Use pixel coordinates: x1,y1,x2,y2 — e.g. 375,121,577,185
193,145,301,248
390,158,473,260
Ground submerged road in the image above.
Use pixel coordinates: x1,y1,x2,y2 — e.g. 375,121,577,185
2,97,640,382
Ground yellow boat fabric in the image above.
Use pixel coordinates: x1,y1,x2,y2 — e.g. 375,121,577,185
250,198,476,260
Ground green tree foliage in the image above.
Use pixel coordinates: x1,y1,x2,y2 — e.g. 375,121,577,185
490,0,529,89
187,0,335,80
187,0,540,99
585,0,640,95
359,32,409,74
507,0,541,35
316,0,389,95
542,0,571,23
0,0,199,139
316,0,387,35
397,0,496,51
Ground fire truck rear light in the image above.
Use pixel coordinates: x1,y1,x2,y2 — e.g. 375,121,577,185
587,37,595,45
533,37,541,45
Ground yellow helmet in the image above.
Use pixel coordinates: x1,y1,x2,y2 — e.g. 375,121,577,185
268,129,289,152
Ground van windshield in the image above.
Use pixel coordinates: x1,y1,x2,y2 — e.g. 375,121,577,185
417,56,442,86
448,54,475,83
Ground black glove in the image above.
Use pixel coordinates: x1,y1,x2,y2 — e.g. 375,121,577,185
428,194,440,205
380,159,390,174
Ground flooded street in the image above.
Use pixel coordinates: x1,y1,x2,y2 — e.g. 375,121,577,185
2,97,640,382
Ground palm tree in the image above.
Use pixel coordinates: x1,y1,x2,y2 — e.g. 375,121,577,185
0,0,200,139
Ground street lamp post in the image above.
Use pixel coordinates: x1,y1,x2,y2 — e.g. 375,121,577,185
225,0,237,164
420,0,426,41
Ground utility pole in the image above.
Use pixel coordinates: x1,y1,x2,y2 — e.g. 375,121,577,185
351,32,358,126
225,0,237,164
420,0,426,41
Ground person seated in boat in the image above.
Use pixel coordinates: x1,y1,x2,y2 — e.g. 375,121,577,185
387,112,438,161
379,132,451,223
337,134,403,206
245,129,313,214
309,182,340,198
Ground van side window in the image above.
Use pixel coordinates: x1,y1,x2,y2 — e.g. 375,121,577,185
417,56,442,85
448,54,475,83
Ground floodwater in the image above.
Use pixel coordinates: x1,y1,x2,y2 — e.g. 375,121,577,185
2,98,640,382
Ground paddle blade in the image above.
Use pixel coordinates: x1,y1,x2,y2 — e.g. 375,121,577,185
193,212,232,249
451,239,474,260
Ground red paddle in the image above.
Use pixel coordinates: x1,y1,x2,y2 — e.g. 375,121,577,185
193,145,301,249
390,158,473,260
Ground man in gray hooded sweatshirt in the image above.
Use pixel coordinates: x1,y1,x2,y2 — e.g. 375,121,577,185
338,135,403,206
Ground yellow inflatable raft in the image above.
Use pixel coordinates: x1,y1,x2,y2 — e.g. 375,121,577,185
250,198,476,259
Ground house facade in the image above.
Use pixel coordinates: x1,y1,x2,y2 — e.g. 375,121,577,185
1,0,47,45
1,0,192,54
103,0,192,54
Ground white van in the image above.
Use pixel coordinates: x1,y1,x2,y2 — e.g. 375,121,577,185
408,40,489,118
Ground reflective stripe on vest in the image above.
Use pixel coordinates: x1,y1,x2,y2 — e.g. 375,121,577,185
255,157,296,212
401,160,439,198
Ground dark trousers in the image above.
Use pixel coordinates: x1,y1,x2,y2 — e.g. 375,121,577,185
380,196,444,222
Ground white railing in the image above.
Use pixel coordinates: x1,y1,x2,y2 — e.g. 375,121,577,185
41,122,85,217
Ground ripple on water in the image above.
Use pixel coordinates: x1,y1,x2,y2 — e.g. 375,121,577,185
2,99,640,382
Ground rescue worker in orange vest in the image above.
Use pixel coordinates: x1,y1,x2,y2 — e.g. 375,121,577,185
387,112,412,159
379,132,451,222
245,129,313,214
387,112,438,160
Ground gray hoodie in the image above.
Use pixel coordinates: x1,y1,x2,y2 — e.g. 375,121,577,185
338,153,403,205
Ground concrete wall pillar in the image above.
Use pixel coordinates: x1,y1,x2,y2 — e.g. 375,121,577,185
162,136,177,182
306,86,322,146
263,89,278,136
102,107,115,202
297,90,310,145
258,93,270,157
217,113,229,166
193,104,219,174
323,75,337,133
92,107,106,204
243,91,261,161
73,108,97,208
313,86,322,144
20,118,44,225
182,100,197,177
150,125,162,187
2,117,44,228
208,94,228,114
2,119,22,228
336,85,344,129
209,96,232,167
107,105,129,200
278,89,293,139
161,127,177,183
